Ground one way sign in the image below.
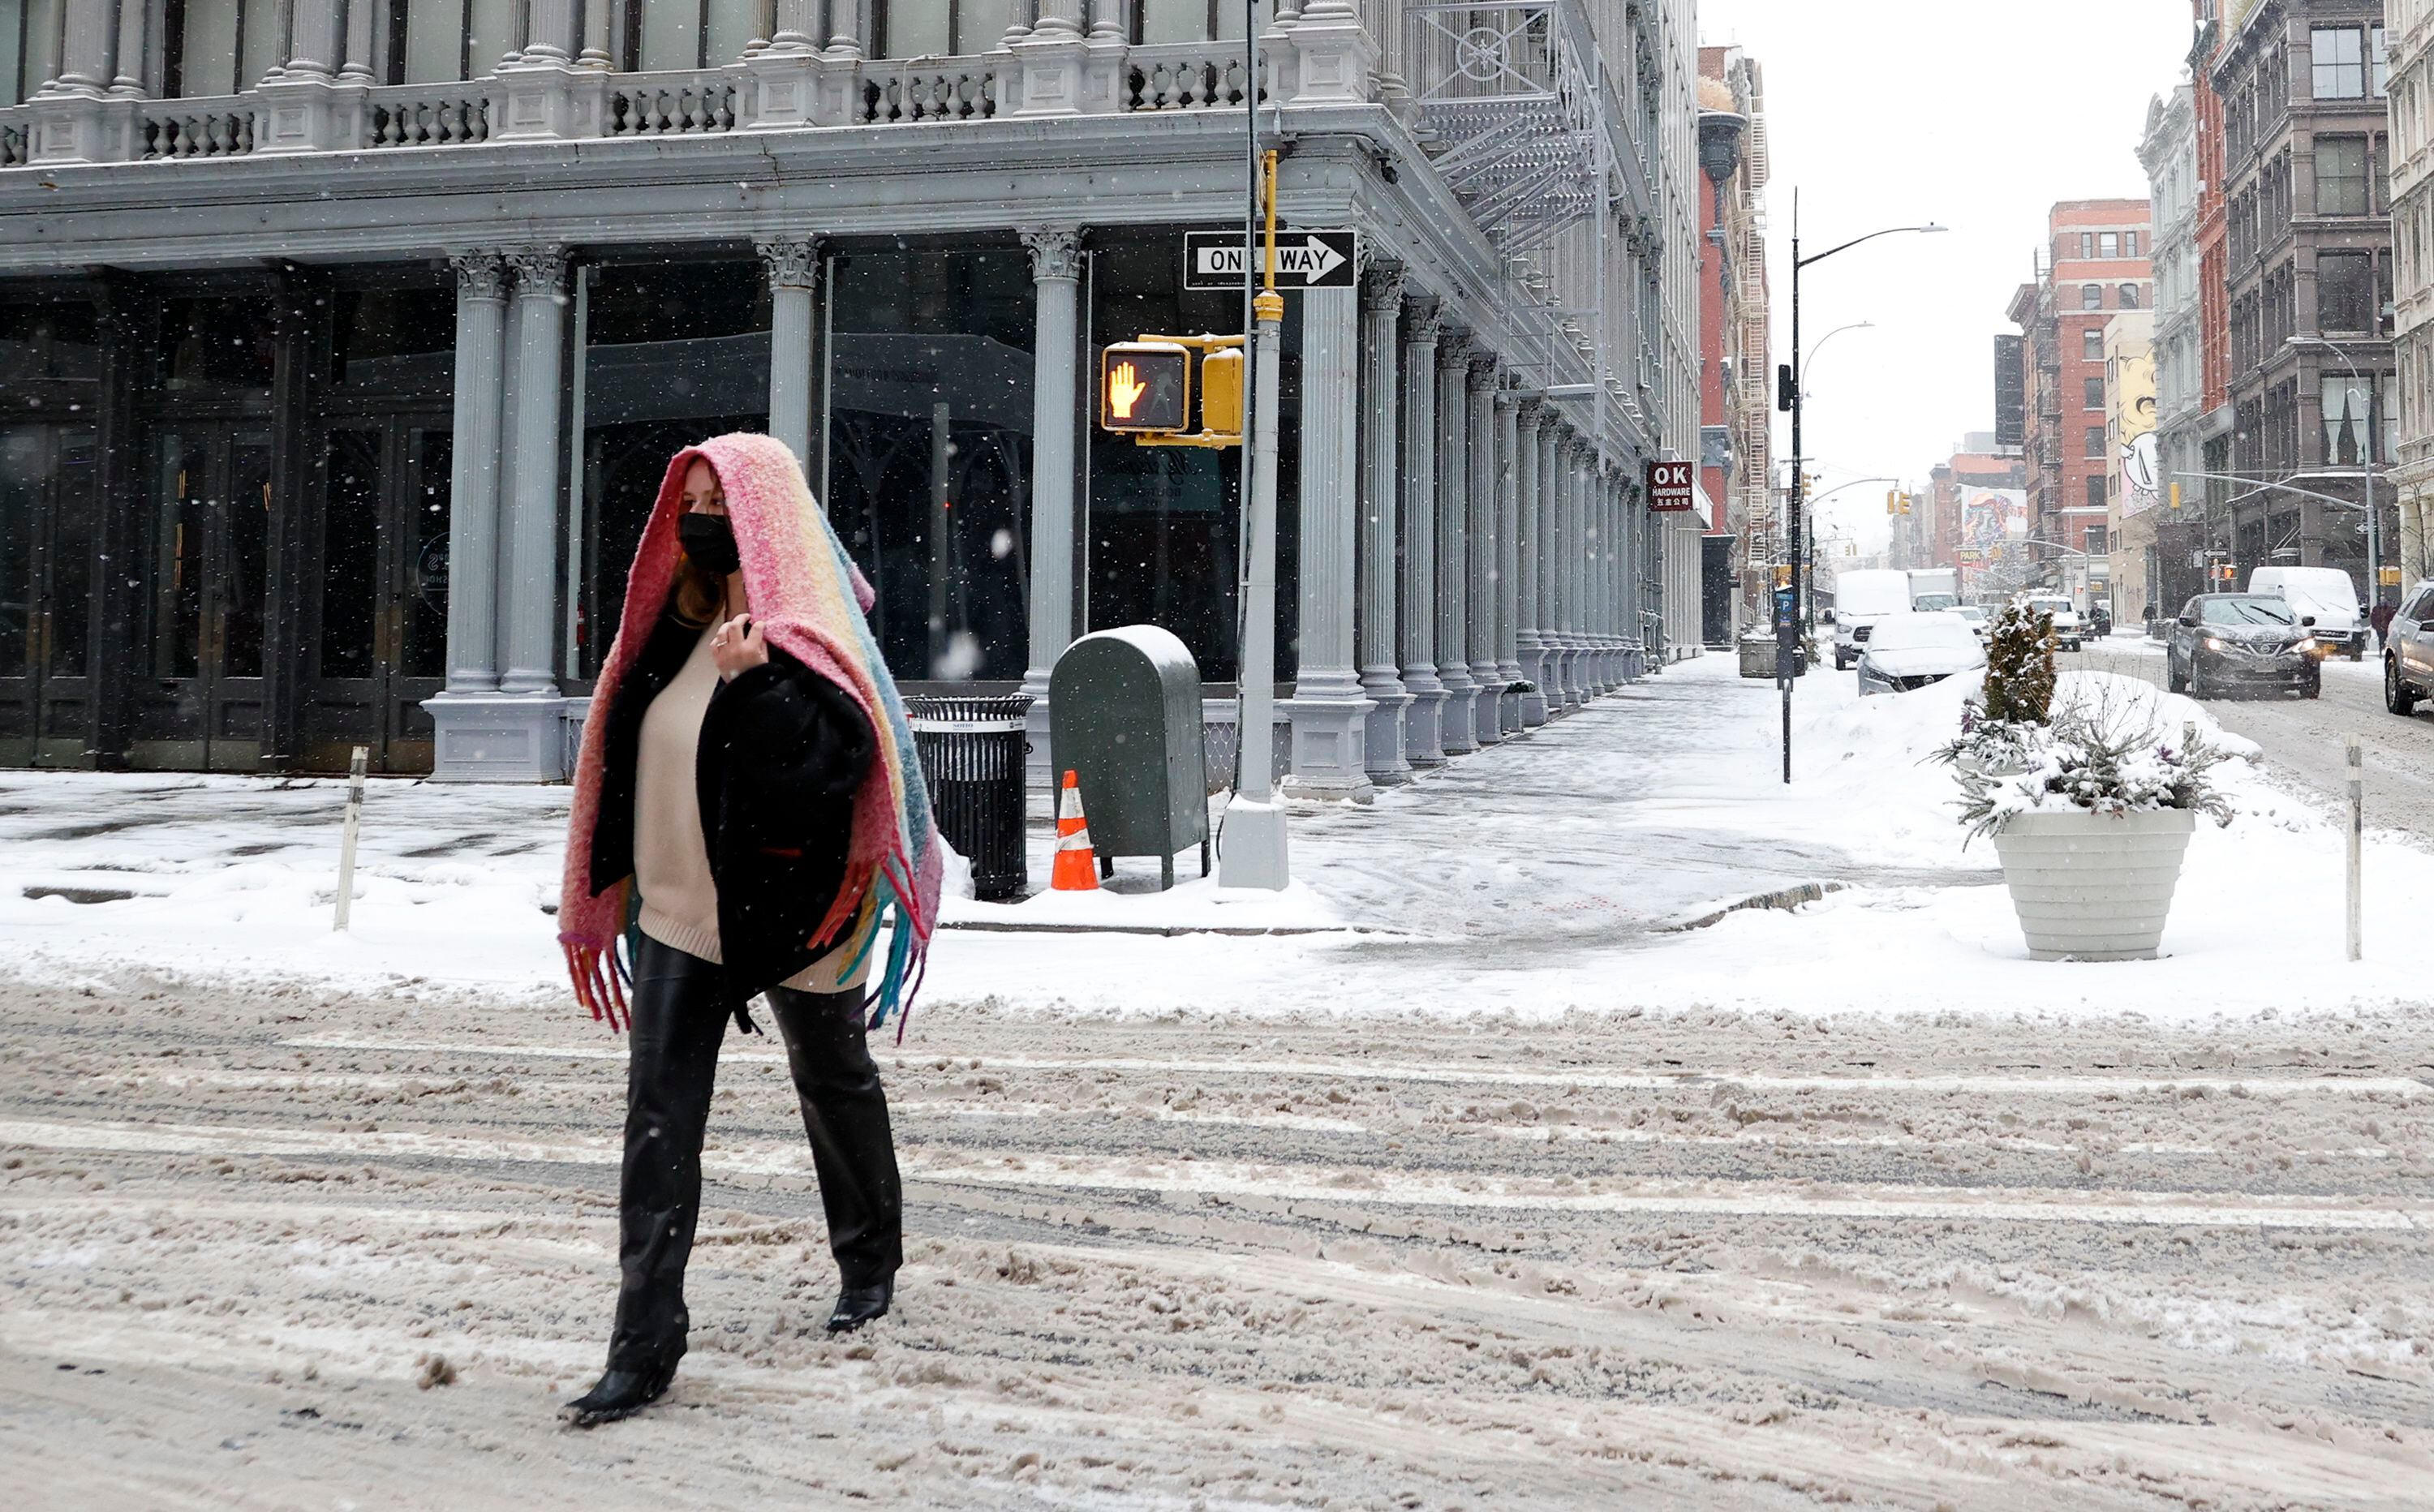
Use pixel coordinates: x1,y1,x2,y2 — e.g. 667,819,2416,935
1185,230,1361,290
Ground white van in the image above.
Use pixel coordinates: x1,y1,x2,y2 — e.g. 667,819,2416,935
1831,569,1917,670
2249,565,2363,659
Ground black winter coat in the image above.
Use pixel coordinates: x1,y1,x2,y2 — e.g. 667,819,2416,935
586,608,875,1024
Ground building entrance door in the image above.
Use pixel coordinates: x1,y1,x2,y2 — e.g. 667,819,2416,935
128,424,273,771
303,418,451,772
0,423,97,766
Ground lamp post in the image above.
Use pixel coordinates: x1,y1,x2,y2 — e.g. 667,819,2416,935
1780,200,1944,783
2286,333,2385,606
1798,320,1876,403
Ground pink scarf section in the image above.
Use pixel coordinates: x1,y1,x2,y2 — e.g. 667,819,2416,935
556,432,939,1030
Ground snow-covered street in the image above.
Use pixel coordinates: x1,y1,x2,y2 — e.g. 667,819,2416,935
5,657,2433,1506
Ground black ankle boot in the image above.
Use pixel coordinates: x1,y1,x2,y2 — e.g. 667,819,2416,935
561,1357,678,1427
826,1278,893,1334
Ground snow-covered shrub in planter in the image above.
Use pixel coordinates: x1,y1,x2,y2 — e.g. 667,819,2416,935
1938,678,2234,961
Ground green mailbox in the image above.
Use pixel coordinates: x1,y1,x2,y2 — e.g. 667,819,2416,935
1048,625,1210,890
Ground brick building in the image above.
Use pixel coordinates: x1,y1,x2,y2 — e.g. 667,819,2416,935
1930,435,2028,601
2010,200,2155,600
1696,45,1770,646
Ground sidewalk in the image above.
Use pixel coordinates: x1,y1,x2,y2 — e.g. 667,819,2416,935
2,655,2426,1022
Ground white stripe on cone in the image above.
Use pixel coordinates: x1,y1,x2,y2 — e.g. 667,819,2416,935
1057,827,1092,851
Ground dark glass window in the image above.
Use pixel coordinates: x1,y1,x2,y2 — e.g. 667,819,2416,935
2099,232,2119,259
318,427,382,679
0,296,99,383
826,244,1035,683
2082,327,2104,360
330,287,457,396
2120,284,2140,309
156,297,278,397
2084,377,2104,409
2319,251,2375,333
2086,425,2105,458
576,260,773,677
2081,284,2103,310
2313,26,2365,99
2085,475,2106,509
2316,136,2370,215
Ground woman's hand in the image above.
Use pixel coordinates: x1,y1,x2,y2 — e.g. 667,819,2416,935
711,614,768,680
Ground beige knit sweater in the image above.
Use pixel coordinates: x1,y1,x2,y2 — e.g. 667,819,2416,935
633,621,871,992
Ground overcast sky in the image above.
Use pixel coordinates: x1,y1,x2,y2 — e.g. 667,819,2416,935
1695,0,2196,554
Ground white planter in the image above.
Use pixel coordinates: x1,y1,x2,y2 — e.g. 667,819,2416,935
1989,807,2196,961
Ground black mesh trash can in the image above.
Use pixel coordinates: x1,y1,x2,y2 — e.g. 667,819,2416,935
905,694,1033,903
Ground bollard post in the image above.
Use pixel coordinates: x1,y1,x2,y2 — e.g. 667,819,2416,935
2346,735,2362,963
335,745,368,932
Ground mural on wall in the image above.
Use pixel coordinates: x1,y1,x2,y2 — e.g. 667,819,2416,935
2118,371,2161,517
1957,486,2028,591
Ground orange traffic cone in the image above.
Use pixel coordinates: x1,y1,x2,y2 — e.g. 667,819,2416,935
1051,769,1100,891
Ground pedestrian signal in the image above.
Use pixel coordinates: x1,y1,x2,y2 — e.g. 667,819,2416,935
1100,342,1189,433
1200,346,1244,436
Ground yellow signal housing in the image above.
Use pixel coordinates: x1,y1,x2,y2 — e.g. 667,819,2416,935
1199,346,1245,436
1886,490,1899,515
1100,341,1191,433
2169,481,2182,509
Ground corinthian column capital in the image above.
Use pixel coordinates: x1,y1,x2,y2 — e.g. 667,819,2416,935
1019,226,1086,282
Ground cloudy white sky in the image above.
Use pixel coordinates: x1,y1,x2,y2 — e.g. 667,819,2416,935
1695,0,2196,553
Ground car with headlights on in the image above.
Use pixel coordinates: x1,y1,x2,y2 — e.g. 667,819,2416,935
2165,594,2324,699
1856,611,1985,696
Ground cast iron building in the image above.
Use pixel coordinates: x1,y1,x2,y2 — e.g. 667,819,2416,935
2211,0,2393,594
0,0,1698,789
2389,0,2434,585
2140,79,2208,616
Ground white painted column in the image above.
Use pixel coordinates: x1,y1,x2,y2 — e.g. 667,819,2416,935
111,1,148,93
442,252,509,695
54,0,115,92
1493,388,1524,733
1017,227,1085,786
759,238,821,467
1434,333,1477,754
500,247,570,698
1357,261,1413,784
1398,294,1447,766
1515,402,1548,726
1465,354,1502,744
1284,284,1374,801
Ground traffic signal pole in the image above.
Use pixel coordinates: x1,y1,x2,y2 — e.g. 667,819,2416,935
1219,150,1290,889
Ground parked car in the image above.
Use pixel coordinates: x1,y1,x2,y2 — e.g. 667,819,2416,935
2166,594,2324,699
1952,604,1990,642
2382,580,2434,715
2020,594,2084,652
1856,611,1985,696
1832,569,1915,670
2249,565,2364,660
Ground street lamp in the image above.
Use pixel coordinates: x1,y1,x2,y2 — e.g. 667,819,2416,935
1798,321,1876,403
1778,200,1945,784
2289,334,2385,590
2286,333,2385,605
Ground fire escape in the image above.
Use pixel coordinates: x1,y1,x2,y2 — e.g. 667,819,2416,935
1405,0,1657,457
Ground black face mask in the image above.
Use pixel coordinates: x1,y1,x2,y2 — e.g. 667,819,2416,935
679,512,741,576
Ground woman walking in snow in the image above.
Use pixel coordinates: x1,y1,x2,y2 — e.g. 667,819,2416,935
553,432,942,1427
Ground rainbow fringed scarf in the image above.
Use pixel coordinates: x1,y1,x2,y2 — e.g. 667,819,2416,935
557,432,944,1037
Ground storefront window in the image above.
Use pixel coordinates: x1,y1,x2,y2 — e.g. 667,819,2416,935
329,288,456,398
156,296,278,397
0,295,98,384
1086,231,1295,685
826,245,1034,682
574,259,772,677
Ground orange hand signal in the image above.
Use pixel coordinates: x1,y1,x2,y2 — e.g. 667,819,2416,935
1109,360,1148,420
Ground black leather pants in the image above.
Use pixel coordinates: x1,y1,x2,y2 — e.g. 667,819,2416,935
607,935,904,1371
